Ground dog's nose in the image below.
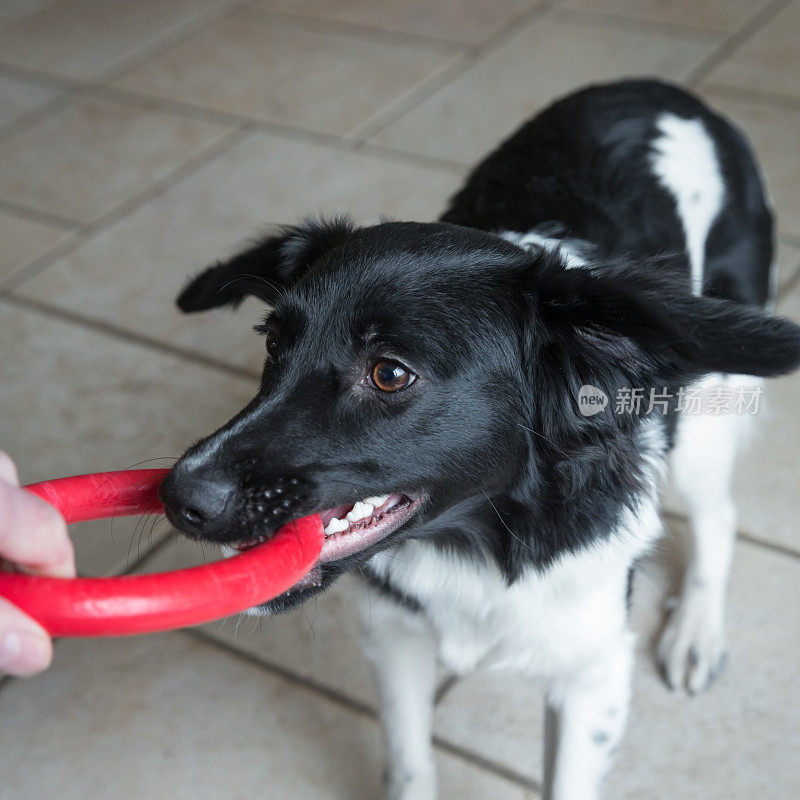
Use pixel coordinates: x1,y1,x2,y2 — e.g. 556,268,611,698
158,469,234,538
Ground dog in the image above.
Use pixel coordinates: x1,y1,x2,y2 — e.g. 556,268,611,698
158,79,800,800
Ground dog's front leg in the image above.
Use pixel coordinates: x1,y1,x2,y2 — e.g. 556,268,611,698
543,632,634,800
360,595,438,800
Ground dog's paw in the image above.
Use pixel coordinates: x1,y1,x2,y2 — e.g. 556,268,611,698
657,589,727,694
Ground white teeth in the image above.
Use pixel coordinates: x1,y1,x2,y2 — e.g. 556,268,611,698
324,517,349,536
364,495,390,508
346,501,374,523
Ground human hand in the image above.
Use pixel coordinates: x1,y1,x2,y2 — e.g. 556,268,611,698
0,451,75,676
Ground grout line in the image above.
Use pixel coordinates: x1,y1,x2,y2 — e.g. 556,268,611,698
120,528,176,576
187,627,377,717
186,627,542,792
350,0,562,143
97,1,251,86
344,52,470,142
0,294,260,382
737,532,800,563
241,5,467,54
433,674,459,705
0,85,85,146
0,233,82,293
99,84,470,174
2,125,249,292
430,736,542,795
685,0,795,86
700,81,800,112
0,59,83,91
661,509,800,563
0,2,246,91
0,198,85,232
550,6,721,41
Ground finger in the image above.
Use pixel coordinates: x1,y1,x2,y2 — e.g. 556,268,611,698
0,598,53,677
0,451,19,486
0,480,75,578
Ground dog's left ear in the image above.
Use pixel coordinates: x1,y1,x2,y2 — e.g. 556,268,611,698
527,256,800,397
176,218,352,313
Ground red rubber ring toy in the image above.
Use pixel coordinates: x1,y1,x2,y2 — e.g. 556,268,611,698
0,469,324,637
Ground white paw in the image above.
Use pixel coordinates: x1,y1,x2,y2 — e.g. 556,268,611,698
657,588,727,694
384,765,436,800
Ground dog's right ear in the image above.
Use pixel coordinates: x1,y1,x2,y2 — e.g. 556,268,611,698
176,218,352,313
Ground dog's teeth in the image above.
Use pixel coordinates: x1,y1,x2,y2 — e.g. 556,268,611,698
324,517,348,536
364,495,390,508
347,501,374,522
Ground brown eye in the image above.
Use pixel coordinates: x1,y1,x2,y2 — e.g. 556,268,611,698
370,360,415,393
266,337,279,358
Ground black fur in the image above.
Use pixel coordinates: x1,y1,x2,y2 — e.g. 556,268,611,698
162,80,800,610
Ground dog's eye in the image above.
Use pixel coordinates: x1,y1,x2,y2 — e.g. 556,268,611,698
370,360,416,393
266,337,279,358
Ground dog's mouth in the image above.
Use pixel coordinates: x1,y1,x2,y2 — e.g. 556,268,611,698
230,493,421,599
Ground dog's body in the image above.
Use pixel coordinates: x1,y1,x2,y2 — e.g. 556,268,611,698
161,80,800,800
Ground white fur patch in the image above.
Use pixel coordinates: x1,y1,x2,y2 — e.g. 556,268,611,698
650,113,724,295
500,229,588,268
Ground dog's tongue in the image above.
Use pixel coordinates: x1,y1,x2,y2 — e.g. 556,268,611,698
319,503,353,527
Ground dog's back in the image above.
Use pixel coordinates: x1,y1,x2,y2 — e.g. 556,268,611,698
442,79,774,308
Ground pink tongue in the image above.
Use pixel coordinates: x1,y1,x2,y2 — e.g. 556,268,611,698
319,503,354,527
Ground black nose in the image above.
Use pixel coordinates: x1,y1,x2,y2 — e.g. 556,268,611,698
158,469,234,539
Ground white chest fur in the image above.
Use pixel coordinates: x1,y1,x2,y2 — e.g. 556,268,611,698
366,491,661,679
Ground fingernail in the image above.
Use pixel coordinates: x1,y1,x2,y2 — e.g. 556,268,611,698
0,630,51,676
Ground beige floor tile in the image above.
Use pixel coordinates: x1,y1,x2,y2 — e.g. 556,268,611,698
606,537,800,799
561,0,769,33
0,1,56,29
0,632,535,799
371,13,717,165
114,9,458,136
0,300,255,575
254,0,538,45
0,73,59,130
0,0,228,80
697,91,800,240
16,130,464,371
139,533,381,708
0,210,70,283
729,281,800,554
777,239,800,295
0,95,231,224
701,0,800,100
434,527,800,798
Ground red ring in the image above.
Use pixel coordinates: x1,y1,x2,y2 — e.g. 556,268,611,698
0,469,323,637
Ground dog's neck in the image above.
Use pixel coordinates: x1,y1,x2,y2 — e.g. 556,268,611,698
415,416,667,583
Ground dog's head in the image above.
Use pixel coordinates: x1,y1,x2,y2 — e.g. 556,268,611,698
159,219,800,611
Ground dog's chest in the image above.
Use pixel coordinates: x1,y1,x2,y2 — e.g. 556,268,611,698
366,532,649,679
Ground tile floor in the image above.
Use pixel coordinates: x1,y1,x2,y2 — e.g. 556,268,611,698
1,1,799,798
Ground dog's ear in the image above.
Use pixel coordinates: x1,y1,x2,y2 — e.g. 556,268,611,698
176,218,352,313
527,255,800,401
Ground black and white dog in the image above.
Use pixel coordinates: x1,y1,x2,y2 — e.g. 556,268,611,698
159,80,800,800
